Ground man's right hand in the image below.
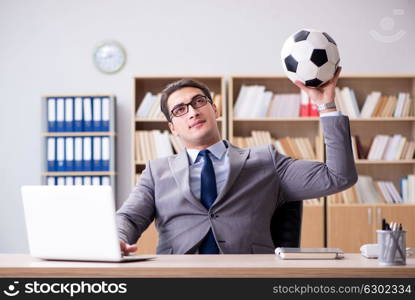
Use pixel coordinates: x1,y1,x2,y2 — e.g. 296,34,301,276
120,240,137,255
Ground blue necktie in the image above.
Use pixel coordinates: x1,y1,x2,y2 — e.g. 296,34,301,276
198,149,219,254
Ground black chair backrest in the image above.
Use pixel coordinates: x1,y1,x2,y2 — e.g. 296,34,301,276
270,200,303,248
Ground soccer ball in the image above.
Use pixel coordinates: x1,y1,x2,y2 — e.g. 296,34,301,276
281,29,340,87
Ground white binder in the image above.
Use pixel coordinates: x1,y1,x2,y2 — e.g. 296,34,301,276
57,176,65,186
66,177,74,185
101,176,111,186
47,177,55,186
83,176,92,185
92,176,101,186
74,176,83,186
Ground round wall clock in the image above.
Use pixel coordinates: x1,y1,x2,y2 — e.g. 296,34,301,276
93,41,126,74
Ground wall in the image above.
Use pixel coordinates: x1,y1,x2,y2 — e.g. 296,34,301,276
0,0,414,253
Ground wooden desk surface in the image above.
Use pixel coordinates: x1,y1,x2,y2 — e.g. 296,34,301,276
0,254,414,278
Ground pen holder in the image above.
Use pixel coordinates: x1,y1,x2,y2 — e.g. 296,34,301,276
376,230,406,266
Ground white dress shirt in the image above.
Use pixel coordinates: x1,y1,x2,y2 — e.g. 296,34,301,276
187,140,229,199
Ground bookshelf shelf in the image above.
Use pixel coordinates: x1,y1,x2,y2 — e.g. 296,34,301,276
43,132,116,137
135,117,223,122
355,159,415,164
349,117,415,122
233,117,320,122
42,172,116,176
328,203,415,207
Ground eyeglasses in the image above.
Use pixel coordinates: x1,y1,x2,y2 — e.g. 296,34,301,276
170,95,212,119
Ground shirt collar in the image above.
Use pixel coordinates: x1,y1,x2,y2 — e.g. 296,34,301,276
186,140,227,164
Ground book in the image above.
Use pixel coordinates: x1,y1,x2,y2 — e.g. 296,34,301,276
275,247,344,260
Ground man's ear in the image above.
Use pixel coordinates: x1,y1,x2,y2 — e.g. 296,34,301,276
168,121,179,137
212,103,219,118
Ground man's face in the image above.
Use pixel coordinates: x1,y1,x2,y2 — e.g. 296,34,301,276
167,87,220,148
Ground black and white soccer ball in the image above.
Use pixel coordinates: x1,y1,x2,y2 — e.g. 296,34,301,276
281,29,340,87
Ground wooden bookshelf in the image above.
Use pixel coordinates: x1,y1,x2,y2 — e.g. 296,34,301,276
327,75,415,252
132,76,226,254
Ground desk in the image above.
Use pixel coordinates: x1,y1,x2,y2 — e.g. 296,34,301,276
0,254,414,278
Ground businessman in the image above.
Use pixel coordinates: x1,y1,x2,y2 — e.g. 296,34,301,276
117,67,358,254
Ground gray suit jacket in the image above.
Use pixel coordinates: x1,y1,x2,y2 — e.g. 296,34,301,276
117,115,357,254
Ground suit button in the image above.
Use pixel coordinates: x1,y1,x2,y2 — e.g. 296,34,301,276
210,213,215,218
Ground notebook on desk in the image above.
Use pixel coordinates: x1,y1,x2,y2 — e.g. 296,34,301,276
275,247,344,260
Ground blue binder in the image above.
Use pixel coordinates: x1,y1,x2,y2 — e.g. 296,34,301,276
83,97,93,132
65,137,74,171
92,137,102,171
47,137,57,171
93,97,102,132
65,97,74,132
56,98,65,132
74,97,83,132
47,98,57,132
102,137,110,171
74,137,83,171
83,137,92,171
102,97,110,131
56,137,65,171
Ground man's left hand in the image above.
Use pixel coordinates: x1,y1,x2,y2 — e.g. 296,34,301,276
293,66,341,105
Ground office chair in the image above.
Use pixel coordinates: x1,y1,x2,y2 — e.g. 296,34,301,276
270,200,303,248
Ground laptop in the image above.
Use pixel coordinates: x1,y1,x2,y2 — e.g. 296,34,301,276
21,185,155,262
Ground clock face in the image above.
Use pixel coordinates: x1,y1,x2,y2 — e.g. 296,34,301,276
93,41,126,74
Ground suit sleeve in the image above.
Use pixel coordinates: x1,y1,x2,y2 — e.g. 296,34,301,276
271,115,358,201
116,161,156,245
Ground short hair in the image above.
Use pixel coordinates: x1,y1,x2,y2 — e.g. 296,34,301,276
160,79,212,122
